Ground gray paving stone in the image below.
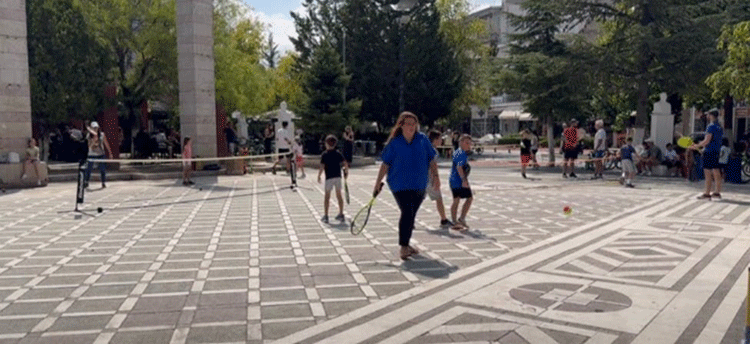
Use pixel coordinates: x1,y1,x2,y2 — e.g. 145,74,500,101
261,320,317,340
186,325,247,343
121,311,181,328
198,292,247,307
262,304,312,319
132,295,187,313
204,279,248,291
192,306,246,323
110,329,174,344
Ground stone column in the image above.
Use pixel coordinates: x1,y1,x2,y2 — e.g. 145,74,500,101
0,0,32,156
177,0,216,158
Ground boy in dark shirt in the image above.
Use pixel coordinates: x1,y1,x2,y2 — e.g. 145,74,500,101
318,135,348,223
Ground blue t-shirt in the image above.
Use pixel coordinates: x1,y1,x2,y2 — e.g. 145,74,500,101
381,132,436,192
705,122,723,153
620,144,635,160
450,148,469,189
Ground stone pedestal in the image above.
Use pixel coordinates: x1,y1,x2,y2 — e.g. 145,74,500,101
177,0,216,158
0,0,33,157
650,93,674,153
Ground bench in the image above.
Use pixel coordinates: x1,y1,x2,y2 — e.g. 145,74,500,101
0,162,49,188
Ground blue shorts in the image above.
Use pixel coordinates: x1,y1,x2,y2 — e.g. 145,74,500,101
702,151,720,170
594,150,606,159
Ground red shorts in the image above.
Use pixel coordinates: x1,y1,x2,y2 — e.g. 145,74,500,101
521,154,532,164
296,156,303,165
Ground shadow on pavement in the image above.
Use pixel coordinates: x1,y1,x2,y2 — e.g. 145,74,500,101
719,199,750,206
424,228,496,241
401,258,459,279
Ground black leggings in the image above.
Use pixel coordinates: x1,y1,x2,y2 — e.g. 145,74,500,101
392,190,425,247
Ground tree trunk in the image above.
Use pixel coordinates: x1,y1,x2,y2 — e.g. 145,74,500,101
635,77,649,131
546,116,555,167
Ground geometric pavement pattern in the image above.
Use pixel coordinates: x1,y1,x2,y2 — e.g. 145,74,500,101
0,164,747,343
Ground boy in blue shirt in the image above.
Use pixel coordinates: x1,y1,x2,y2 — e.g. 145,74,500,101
450,135,473,230
620,137,638,188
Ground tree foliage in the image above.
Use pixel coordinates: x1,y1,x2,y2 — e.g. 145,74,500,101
551,0,732,127
27,0,112,126
213,0,269,116
436,0,490,125
500,0,591,123
78,0,178,129
263,33,280,68
300,42,361,135
265,53,308,114
292,0,463,128
707,21,750,100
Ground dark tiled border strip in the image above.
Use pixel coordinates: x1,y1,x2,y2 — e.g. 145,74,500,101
675,239,750,343
291,197,668,344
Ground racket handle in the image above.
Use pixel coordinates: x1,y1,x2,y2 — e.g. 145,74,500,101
373,182,384,198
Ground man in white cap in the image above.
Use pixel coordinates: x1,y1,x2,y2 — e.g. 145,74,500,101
85,121,113,188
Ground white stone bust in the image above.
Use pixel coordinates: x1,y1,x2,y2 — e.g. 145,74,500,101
653,92,671,116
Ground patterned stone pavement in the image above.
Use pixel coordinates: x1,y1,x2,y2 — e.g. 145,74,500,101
0,163,748,343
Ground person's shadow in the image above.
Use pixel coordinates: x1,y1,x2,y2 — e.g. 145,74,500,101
375,257,459,280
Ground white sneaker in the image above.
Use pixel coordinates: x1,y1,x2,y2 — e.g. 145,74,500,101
21,174,27,180
37,180,41,186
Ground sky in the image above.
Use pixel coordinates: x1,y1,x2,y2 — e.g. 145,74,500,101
244,0,501,55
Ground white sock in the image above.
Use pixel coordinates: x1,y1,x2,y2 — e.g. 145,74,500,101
626,179,631,184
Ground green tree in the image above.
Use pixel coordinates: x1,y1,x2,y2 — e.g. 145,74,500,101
266,53,308,114
500,0,593,164
300,42,361,135
555,0,732,129
707,21,750,100
79,0,177,142
293,0,464,128
213,0,270,116
263,32,280,69
435,0,490,127
27,0,111,126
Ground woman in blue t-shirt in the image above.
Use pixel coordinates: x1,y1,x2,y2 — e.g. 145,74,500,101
373,112,440,260
692,110,724,200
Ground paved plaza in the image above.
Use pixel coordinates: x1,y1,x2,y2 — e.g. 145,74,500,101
0,162,749,343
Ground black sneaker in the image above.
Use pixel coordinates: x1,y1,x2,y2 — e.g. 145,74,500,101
570,172,577,178
522,173,527,179
696,194,711,200
562,173,568,178
626,183,635,188
334,214,345,222
440,219,453,228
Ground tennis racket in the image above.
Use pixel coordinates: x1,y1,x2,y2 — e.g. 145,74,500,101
677,136,694,149
351,182,384,235
344,176,350,205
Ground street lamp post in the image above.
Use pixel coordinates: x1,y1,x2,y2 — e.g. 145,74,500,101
391,0,418,114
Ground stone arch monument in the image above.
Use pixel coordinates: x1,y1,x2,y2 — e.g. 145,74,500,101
0,0,217,161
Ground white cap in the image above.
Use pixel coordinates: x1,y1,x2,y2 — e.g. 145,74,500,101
90,121,99,128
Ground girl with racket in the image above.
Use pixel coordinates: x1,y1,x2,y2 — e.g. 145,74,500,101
373,112,440,260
